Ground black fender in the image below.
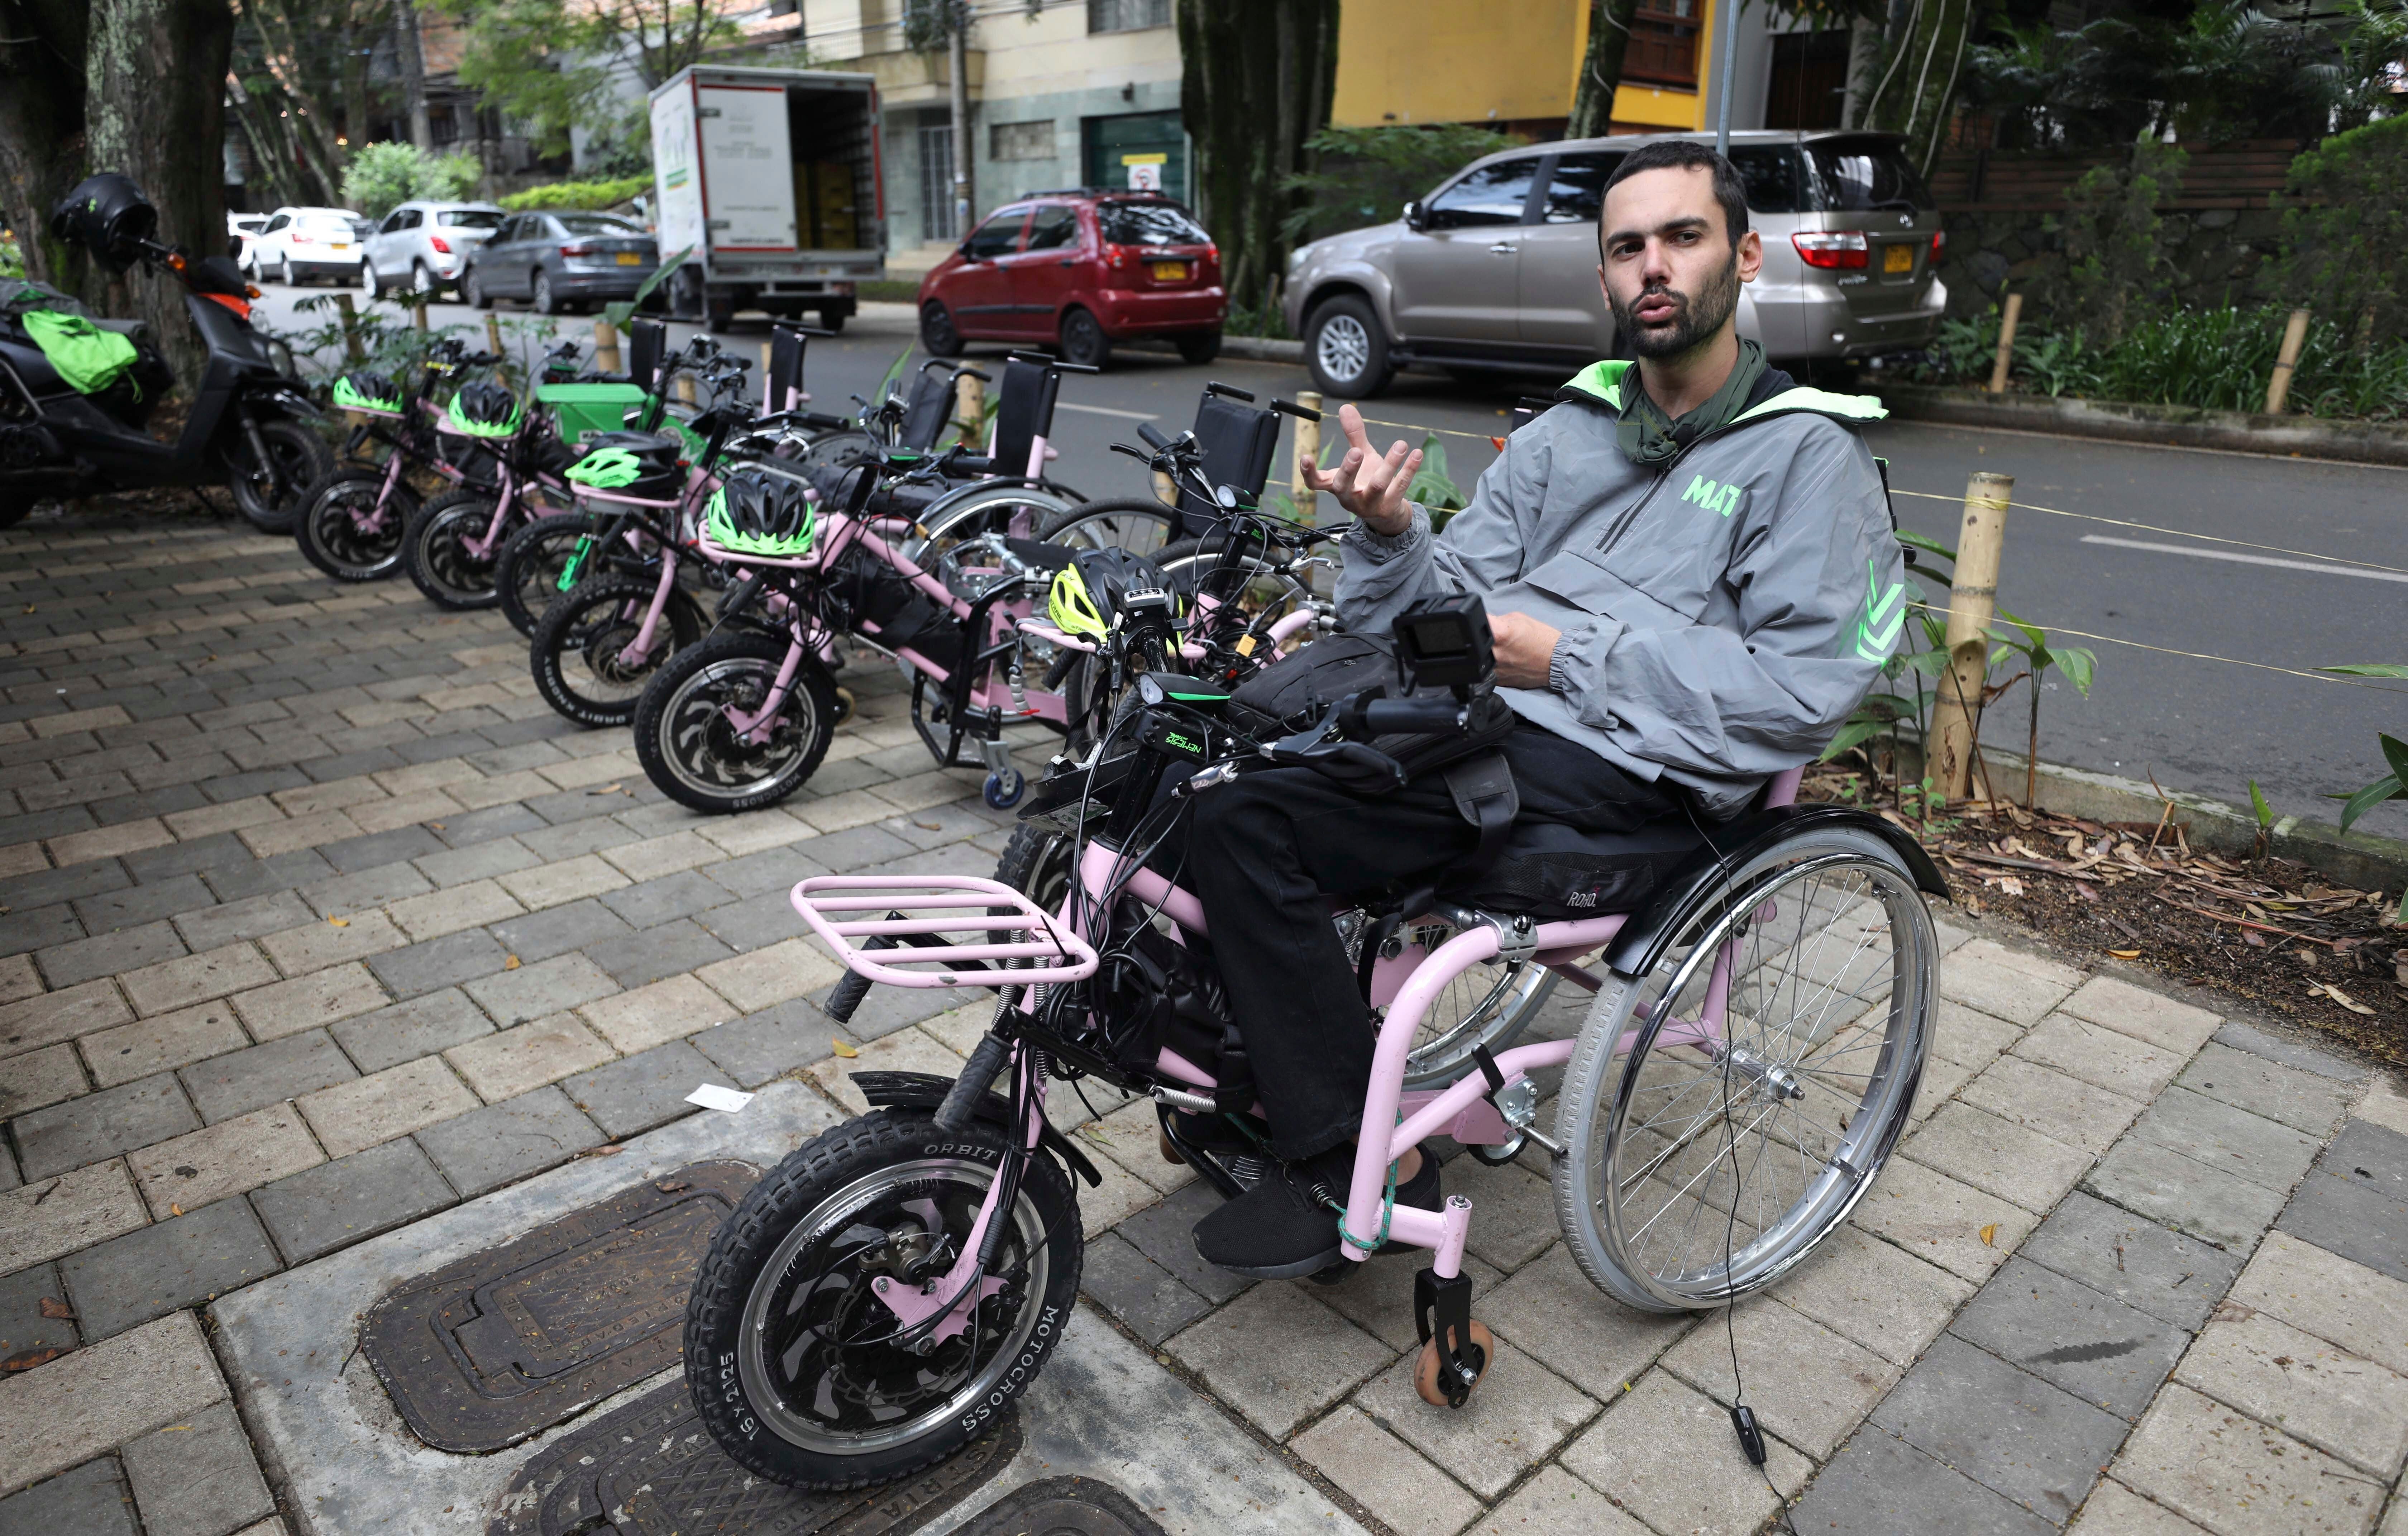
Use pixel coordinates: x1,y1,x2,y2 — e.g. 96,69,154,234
852,1069,1104,1189
1602,803,1948,980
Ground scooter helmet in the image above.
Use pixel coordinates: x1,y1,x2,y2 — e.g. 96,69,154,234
565,445,644,490
332,370,403,414
444,380,522,438
49,174,156,274
705,469,816,557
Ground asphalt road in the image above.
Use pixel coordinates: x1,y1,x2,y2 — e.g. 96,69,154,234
250,285,2406,838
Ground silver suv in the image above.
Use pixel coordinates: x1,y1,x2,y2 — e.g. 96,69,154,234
1282,130,1948,397
362,200,507,299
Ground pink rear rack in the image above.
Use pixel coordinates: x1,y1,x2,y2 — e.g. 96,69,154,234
791,875,1100,988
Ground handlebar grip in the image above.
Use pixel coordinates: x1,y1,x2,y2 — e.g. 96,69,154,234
823,935,893,1024
933,1033,1013,1134
1137,422,1170,450
1360,696,1464,734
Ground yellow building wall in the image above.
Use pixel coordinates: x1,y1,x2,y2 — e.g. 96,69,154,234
1331,0,1712,133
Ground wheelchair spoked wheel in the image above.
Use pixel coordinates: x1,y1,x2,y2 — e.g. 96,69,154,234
1037,497,1180,561
685,1110,1082,1489
1553,824,1936,1313
1153,535,1317,647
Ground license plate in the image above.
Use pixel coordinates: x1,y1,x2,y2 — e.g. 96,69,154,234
1883,244,1915,274
1150,261,1188,281
616,252,641,266
330,243,350,252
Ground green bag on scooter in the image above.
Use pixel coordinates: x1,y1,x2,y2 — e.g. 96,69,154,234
15,304,139,396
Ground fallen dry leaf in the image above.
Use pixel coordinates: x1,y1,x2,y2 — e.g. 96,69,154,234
1978,1222,2000,1247
37,1297,73,1320
831,1039,860,1058
2,1347,68,1372
2108,949,2141,960
655,1179,691,1194
503,955,521,970
2310,981,2375,1016
430,822,445,831
169,1203,184,1217
328,916,349,928
914,820,942,831
587,783,624,796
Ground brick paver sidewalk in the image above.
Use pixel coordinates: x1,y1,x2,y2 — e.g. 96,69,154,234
1,510,2405,1536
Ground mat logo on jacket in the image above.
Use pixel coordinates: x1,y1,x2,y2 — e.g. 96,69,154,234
1680,474,1744,517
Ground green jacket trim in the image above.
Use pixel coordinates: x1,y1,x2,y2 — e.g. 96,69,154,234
1556,362,1885,428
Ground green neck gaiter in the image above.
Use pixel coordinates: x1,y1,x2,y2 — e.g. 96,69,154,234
1616,338,1769,468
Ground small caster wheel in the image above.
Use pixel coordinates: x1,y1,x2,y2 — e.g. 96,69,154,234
1414,1318,1493,1408
1466,1132,1529,1167
983,769,1025,809
832,686,855,725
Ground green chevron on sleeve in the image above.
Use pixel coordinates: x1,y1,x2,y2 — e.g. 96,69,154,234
1855,559,1906,661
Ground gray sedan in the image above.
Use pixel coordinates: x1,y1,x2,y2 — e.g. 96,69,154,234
462,212,659,316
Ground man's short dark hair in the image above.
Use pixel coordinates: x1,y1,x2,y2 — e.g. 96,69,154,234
1601,140,1750,246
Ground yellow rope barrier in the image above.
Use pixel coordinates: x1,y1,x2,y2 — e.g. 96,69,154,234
1886,487,2408,577
1905,603,2406,692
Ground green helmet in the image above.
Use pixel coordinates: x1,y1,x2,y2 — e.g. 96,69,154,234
706,469,816,557
565,445,644,490
443,380,522,439
332,370,402,414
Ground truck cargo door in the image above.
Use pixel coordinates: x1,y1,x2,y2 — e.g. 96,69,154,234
698,84,798,251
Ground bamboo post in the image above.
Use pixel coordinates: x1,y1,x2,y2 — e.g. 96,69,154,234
674,372,696,406
333,292,365,364
760,341,774,407
1987,293,2022,394
1929,472,2012,803
2264,308,2311,415
483,313,503,357
592,319,621,376
954,369,985,448
1291,389,1323,513
412,300,429,333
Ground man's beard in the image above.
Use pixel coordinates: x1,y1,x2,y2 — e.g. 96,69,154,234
1609,252,1742,360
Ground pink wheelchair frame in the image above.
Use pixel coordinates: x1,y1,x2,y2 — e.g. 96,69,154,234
788,763,1806,1344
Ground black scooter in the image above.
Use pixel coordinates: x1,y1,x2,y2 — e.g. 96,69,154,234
0,173,330,532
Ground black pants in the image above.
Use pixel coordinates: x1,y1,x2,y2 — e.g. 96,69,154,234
1151,721,1678,1160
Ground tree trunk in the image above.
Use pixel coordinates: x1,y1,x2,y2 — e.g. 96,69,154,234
1176,0,1338,319
0,0,93,293
339,11,370,167
1567,0,1643,140
1839,13,1883,129
393,0,432,149
85,0,236,384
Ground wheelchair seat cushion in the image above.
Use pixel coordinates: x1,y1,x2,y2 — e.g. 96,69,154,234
1437,815,1711,920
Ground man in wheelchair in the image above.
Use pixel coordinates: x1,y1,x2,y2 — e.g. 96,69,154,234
1180,141,1908,1278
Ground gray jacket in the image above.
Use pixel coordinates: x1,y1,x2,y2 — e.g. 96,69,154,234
1338,360,1906,817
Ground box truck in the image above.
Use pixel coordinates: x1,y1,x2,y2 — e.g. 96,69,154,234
648,65,885,333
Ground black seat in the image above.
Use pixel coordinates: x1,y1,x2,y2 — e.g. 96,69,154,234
990,357,1060,480
1175,386,1280,538
896,364,956,450
1438,817,1712,920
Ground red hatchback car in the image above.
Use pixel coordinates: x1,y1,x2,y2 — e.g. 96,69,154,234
917,191,1226,369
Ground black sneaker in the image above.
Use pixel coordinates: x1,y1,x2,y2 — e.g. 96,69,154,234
1192,1145,1443,1280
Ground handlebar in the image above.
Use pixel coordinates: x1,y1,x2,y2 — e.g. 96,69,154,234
1358,696,1466,734
1136,421,1170,451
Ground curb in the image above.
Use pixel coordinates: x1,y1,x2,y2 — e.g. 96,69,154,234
1885,740,2408,895
1877,385,2408,469
1219,334,1305,364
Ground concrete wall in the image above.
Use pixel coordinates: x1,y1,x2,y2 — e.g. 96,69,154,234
1937,205,2290,323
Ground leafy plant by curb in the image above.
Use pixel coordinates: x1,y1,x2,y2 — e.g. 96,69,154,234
499,176,651,213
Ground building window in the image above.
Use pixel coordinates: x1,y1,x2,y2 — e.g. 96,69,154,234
991,120,1054,162
1088,0,1169,34
1624,0,1702,89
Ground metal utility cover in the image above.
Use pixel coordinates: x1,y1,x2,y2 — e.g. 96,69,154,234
364,1161,755,1453
487,1378,1021,1536
956,1478,1168,1535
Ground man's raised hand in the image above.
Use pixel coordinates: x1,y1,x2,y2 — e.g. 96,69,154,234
1300,403,1422,535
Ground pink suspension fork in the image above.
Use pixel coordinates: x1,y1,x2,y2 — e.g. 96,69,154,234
464,463,516,560
619,548,682,664
723,630,807,743
357,452,405,532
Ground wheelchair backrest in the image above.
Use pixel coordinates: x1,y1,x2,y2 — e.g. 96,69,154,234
991,356,1061,480
626,319,666,399
1175,384,1281,537
766,324,807,414
897,362,956,451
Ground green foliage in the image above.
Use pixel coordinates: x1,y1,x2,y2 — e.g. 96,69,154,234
340,143,482,221
2276,115,2408,353
1405,435,1469,532
279,293,470,381
459,0,736,158
2248,778,2278,830
0,232,21,280
499,176,653,214
1919,307,2002,386
2331,733,2408,834
2325,664,2408,679
1278,124,1522,248
1919,305,2408,422
2043,141,2185,345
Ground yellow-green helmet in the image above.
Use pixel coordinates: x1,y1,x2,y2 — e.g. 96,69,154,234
706,469,816,557
1047,547,1176,641
332,370,402,414
566,445,644,490
443,380,522,438
1047,561,1108,641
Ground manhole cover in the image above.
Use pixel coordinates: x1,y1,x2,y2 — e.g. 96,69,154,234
954,1479,1167,1536
364,1161,755,1453
488,1378,1021,1536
